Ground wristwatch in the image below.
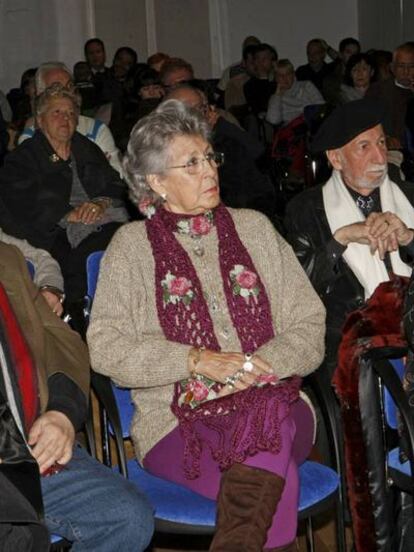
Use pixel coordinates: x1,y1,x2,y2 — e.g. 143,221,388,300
39,285,65,304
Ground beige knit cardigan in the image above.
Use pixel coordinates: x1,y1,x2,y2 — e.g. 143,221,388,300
87,208,326,461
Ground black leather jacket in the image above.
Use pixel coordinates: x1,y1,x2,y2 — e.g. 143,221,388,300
284,182,414,375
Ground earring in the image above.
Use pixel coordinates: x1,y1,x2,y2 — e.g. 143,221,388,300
160,192,167,201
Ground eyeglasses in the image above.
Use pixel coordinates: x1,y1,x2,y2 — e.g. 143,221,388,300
166,152,224,175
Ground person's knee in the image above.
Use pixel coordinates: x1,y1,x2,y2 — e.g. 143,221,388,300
110,483,155,549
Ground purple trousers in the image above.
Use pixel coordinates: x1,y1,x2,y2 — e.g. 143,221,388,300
144,398,314,548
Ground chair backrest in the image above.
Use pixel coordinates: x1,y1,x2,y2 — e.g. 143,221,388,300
384,358,406,430
86,251,105,300
26,260,35,280
85,251,134,439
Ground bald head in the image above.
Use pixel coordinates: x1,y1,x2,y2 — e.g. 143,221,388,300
164,86,207,115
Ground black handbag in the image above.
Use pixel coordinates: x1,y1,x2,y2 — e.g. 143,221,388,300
0,387,49,552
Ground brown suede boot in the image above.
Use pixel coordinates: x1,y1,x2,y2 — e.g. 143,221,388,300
209,463,285,552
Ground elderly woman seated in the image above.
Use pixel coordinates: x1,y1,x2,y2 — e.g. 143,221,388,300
87,100,325,551
0,83,128,306
266,59,324,126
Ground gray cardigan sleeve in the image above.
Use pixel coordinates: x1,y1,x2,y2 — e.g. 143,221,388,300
0,228,64,291
87,227,192,388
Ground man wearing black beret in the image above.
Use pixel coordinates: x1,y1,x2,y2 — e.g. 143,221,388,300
284,97,414,382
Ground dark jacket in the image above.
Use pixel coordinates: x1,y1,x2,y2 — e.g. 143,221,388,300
213,117,275,217
366,78,414,146
0,243,90,550
284,181,414,375
0,130,126,252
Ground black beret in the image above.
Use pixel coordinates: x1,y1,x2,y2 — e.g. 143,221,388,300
310,97,385,153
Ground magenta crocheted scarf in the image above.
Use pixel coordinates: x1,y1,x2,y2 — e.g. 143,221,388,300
146,204,301,478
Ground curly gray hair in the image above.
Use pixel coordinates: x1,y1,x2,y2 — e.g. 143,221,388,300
34,83,81,123
123,99,211,208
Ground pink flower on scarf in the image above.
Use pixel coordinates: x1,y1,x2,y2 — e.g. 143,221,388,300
236,269,257,290
186,379,210,401
138,198,156,218
168,276,192,296
190,215,213,236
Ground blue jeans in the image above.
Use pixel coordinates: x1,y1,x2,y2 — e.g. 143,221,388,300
41,445,154,551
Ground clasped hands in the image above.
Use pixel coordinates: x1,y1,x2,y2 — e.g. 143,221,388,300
66,199,108,225
188,349,273,397
334,211,414,259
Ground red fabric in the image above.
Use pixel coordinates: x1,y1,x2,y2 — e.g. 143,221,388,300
271,115,307,176
0,282,39,432
332,276,408,552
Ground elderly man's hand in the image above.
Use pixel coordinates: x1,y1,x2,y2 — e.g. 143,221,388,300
28,410,75,474
334,221,395,259
334,221,377,248
367,211,414,247
40,289,64,316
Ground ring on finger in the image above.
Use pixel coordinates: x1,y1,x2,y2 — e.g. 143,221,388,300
234,369,245,380
225,375,237,386
243,352,254,372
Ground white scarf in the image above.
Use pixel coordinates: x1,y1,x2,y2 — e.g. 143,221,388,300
323,170,413,299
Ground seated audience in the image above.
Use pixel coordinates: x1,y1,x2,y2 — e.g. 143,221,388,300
147,52,171,73
84,37,109,75
0,89,12,123
0,241,154,551
164,83,274,216
296,38,332,94
84,37,111,107
159,57,194,90
340,53,375,104
87,100,325,552
99,46,143,105
244,43,278,115
73,61,99,115
369,49,393,82
7,67,37,134
110,68,164,152
266,59,324,126
323,37,361,106
224,44,257,114
366,42,414,148
218,35,261,93
18,62,122,174
0,84,128,306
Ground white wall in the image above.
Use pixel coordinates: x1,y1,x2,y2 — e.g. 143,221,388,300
153,0,212,77
222,0,359,72
0,0,92,93
94,0,148,65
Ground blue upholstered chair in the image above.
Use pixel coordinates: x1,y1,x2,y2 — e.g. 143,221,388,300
358,346,414,549
86,251,346,550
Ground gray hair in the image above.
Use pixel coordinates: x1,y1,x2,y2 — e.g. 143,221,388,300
35,62,72,94
34,83,80,123
123,99,211,208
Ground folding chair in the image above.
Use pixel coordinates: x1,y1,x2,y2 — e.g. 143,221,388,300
359,346,414,549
